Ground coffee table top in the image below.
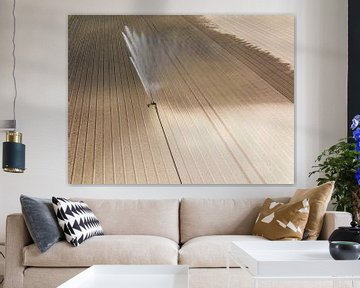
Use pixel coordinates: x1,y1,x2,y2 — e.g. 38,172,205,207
231,240,360,278
58,265,189,288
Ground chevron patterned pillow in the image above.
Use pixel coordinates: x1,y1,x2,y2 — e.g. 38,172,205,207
52,197,104,246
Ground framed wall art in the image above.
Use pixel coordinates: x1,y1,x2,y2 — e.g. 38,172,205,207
68,15,294,185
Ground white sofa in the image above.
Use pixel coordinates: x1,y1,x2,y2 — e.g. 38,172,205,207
4,198,352,288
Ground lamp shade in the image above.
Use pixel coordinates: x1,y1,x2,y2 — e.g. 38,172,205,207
2,131,25,173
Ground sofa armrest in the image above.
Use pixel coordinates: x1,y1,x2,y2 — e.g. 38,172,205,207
318,211,352,240
4,214,32,288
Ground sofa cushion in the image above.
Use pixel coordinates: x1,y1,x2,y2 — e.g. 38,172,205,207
23,235,178,267
252,198,310,240
52,197,104,247
179,235,267,268
72,199,179,243
24,268,86,288
290,181,334,240
20,195,64,253
180,198,288,243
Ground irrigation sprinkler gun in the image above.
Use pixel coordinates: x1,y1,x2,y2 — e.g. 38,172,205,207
147,102,156,107
122,25,182,183
122,26,160,106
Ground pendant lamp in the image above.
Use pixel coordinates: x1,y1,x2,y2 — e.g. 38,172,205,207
1,0,26,173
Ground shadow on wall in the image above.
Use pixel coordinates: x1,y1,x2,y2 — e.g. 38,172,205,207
131,0,170,14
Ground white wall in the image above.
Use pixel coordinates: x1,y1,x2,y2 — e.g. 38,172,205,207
0,0,348,242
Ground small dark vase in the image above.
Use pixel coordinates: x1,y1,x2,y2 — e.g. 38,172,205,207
329,241,360,260
328,221,360,244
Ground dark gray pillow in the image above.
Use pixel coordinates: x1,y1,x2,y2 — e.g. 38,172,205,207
20,195,64,253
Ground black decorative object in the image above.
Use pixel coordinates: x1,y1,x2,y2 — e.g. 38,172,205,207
329,221,360,244
329,241,360,260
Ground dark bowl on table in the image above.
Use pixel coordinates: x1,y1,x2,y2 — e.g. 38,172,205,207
329,241,360,260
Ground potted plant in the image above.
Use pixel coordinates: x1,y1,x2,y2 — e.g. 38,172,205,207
309,115,360,222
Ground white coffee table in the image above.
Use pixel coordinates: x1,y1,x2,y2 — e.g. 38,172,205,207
58,265,189,288
228,241,360,288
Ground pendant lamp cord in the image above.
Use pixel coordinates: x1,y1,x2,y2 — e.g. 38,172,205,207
11,0,17,129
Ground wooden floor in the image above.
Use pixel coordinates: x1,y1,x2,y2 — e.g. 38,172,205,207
68,15,294,184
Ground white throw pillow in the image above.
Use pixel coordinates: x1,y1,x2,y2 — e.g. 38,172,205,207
52,197,103,247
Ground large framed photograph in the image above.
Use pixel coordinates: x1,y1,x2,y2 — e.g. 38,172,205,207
68,15,294,185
